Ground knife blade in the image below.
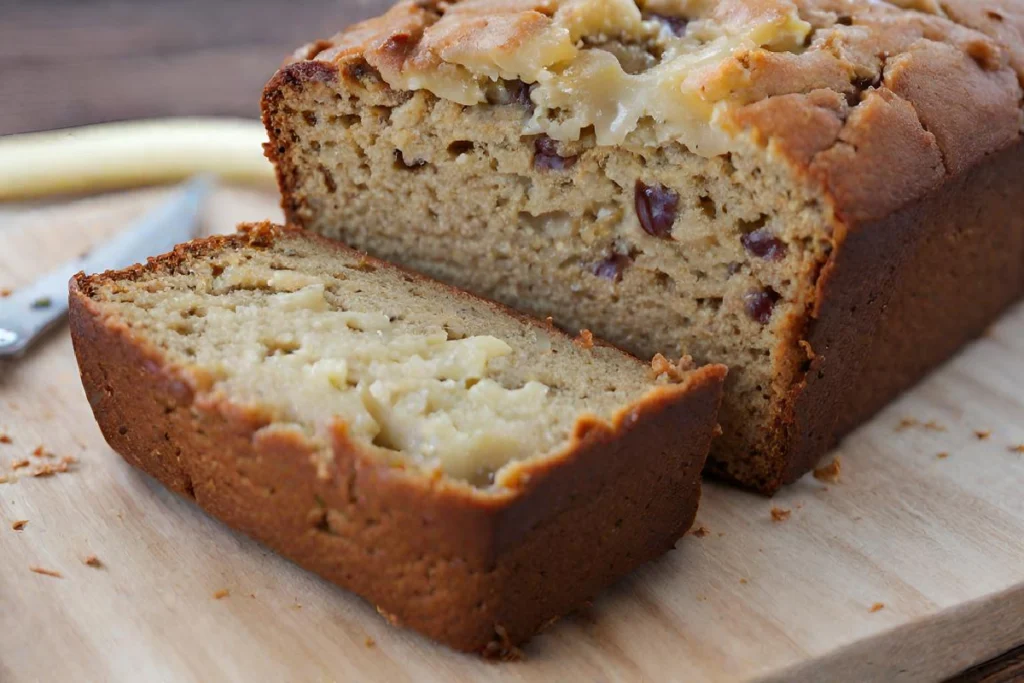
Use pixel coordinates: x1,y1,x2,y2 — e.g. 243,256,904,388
0,176,212,359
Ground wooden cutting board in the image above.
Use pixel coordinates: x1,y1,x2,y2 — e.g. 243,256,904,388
2,185,1023,683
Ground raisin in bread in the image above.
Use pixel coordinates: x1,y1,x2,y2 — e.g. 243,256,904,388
69,222,726,654
263,0,1024,493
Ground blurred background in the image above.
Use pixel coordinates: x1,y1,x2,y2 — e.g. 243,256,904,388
1,0,392,135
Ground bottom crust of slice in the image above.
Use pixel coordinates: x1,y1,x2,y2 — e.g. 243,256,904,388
70,269,725,654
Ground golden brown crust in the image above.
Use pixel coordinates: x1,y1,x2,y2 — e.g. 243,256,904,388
69,227,727,652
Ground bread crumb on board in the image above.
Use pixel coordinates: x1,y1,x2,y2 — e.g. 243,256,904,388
483,625,525,662
29,566,63,578
896,418,919,431
813,456,841,484
896,418,946,432
12,459,30,470
869,602,885,613
690,525,710,538
771,507,792,522
30,456,77,477
0,431,12,444
213,588,230,600
974,430,992,441
12,519,28,531
375,606,400,626
83,555,102,568
739,578,749,585
0,288,11,298
364,637,376,648
1010,444,1024,454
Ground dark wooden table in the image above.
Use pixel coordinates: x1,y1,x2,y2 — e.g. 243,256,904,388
2,2,1022,680
0,0,389,135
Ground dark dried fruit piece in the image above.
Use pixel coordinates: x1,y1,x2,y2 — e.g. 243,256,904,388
635,181,679,240
534,136,578,171
487,79,534,107
741,228,788,261
345,60,382,84
508,80,534,107
590,253,633,282
744,288,781,325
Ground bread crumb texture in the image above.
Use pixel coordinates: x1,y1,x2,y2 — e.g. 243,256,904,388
11,520,28,531
30,456,76,478
812,456,841,484
770,506,792,522
483,625,525,661
896,418,920,432
29,566,63,579
83,228,672,487
869,602,886,613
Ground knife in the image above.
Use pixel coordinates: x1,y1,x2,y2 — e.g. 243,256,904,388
0,176,212,359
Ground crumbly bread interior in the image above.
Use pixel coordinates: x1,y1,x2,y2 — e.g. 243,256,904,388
270,87,829,489
86,230,669,487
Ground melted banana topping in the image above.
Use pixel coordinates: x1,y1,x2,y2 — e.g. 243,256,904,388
373,0,811,155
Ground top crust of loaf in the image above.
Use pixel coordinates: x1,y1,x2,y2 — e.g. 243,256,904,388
277,0,1023,224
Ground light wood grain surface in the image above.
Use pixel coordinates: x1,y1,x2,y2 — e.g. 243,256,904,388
1,186,1023,682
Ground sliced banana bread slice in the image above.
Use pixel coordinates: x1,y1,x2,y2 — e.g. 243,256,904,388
262,0,1024,492
70,222,726,655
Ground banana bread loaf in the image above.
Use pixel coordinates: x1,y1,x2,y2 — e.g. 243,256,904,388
69,222,726,654
263,0,1024,492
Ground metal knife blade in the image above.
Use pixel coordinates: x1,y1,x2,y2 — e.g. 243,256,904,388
0,176,212,359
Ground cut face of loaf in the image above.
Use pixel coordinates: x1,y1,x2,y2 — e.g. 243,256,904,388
70,223,726,653
263,0,1024,492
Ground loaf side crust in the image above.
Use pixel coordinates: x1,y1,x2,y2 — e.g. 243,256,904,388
774,138,1024,484
70,225,727,652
